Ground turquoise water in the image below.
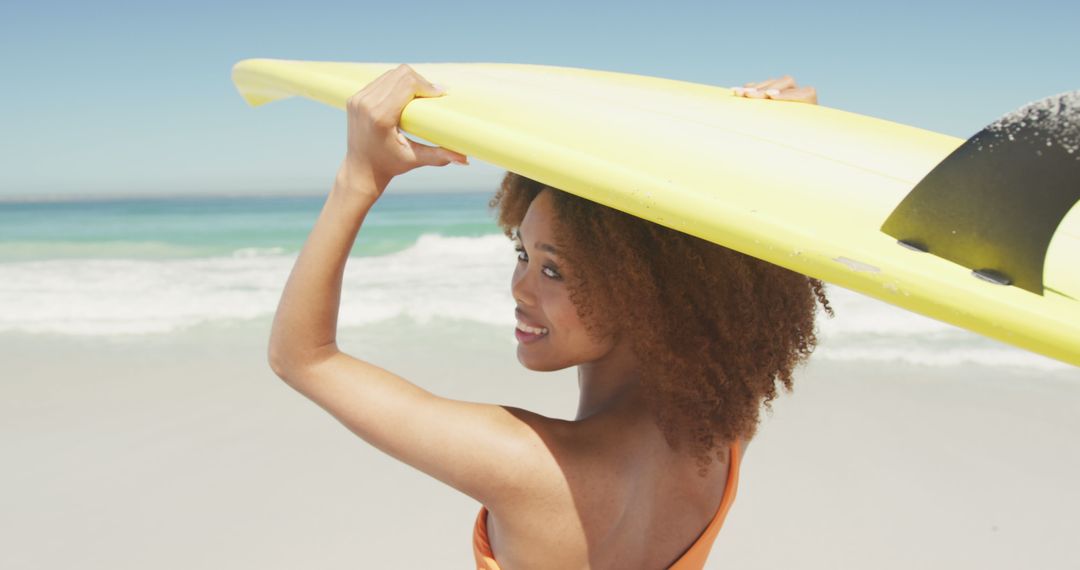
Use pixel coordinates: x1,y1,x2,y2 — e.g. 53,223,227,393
0,191,1070,371
0,193,501,261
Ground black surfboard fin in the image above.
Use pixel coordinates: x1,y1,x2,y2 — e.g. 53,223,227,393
880,90,1080,295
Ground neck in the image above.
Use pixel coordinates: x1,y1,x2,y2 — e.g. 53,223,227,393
575,336,643,421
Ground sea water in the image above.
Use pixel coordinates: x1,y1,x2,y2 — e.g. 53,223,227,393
0,192,1069,371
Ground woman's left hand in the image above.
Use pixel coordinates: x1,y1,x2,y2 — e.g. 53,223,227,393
732,74,818,105
341,64,469,194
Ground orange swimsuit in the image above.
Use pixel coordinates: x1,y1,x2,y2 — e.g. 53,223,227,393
472,439,742,569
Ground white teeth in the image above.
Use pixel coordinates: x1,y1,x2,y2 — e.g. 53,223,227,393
516,320,549,335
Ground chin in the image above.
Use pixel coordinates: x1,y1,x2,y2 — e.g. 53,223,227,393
516,347,572,372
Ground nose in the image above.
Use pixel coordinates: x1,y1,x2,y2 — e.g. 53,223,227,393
511,261,535,307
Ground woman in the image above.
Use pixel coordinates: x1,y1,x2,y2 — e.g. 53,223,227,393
267,65,830,569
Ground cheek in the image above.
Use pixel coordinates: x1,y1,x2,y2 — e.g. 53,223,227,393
547,290,610,357
542,285,581,334
515,277,616,371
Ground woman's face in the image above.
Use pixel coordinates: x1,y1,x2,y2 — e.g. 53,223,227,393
511,189,615,371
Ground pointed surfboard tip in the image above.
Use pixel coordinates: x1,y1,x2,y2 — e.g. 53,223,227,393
231,58,298,107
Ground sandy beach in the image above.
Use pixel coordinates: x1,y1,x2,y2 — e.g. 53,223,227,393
7,0,1080,567
3,316,1078,569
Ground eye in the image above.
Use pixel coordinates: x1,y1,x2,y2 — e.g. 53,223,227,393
513,245,562,280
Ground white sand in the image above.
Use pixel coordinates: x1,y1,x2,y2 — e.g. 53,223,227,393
2,319,1078,569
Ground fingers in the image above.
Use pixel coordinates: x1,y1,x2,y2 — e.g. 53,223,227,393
745,75,796,92
736,75,795,99
373,65,446,124
406,136,469,167
347,64,447,130
378,66,468,167
731,75,817,104
342,64,468,182
768,86,818,105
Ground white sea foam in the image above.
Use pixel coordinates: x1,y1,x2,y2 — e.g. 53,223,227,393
0,234,1069,370
811,286,1072,371
0,234,517,336
230,247,287,258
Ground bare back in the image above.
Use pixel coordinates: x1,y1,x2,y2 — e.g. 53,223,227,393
483,412,734,570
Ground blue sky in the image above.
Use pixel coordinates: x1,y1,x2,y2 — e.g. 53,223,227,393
1,0,1077,199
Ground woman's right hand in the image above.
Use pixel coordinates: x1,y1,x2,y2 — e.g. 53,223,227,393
340,64,468,195
732,75,817,105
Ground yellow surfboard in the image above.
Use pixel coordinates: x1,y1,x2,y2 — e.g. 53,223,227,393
231,58,1080,368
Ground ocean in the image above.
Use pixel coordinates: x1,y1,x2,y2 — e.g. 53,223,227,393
0,191,1070,371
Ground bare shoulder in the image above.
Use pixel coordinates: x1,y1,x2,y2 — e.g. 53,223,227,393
272,350,579,512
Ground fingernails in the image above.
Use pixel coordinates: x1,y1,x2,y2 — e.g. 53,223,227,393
432,83,447,94
765,88,780,97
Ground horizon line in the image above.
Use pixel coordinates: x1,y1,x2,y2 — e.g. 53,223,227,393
0,186,496,204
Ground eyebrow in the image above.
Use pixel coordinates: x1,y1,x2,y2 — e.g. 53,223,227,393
513,228,560,255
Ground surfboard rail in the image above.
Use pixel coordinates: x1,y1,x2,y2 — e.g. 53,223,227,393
231,58,1080,368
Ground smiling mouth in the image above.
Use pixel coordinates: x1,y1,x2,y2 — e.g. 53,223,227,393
515,320,549,344
515,320,549,335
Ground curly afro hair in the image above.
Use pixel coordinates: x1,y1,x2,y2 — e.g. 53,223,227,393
489,171,835,475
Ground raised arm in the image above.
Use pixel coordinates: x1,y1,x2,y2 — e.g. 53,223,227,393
266,65,565,512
